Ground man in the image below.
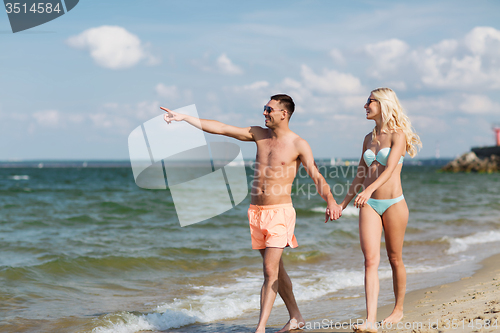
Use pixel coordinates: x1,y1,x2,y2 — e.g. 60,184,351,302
161,94,342,333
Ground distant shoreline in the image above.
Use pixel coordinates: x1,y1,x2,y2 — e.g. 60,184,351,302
0,158,452,168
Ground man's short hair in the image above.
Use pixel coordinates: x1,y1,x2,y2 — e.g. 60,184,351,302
271,94,294,118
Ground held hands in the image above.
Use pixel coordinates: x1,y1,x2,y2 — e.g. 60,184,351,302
161,107,185,124
325,203,343,223
354,189,373,209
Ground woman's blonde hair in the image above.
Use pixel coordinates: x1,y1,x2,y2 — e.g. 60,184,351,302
370,87,422,157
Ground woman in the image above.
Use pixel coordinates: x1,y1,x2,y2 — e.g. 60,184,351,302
340,88,421,332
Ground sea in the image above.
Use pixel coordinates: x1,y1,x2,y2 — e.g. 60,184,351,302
1,161,499,333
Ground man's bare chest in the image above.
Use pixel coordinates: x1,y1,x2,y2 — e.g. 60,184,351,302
255,140,298,169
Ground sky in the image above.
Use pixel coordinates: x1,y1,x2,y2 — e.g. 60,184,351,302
1,0,499,161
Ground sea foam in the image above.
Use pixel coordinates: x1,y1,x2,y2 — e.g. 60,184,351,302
8,175,30,180
444,230,500,254
91,263,436,333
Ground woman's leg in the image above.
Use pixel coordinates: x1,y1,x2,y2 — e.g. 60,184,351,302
381,199,409,324
359,205,383,328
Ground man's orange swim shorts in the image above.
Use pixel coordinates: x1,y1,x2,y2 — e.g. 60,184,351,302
247,203,298,250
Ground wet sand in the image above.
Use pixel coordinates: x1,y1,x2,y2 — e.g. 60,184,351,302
304,253,500,333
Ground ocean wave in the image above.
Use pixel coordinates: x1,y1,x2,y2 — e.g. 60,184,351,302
311,205,359,217
92,310,199,333
443,230,500,254
91,263,436,333
91,270,365,332
0,253,253,280
92,201,150,215
8,175,30,180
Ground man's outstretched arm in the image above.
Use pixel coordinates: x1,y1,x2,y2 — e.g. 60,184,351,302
161,106,255,142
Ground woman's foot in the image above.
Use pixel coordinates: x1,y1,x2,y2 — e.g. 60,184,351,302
381,310,404,325
276,317,305,332
353,320,378,333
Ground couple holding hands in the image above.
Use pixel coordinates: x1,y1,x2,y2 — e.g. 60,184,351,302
161,87,421,333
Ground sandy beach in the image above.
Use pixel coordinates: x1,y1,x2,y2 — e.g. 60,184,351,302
303,253,500,333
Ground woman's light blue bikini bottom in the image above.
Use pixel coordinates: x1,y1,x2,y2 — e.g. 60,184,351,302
366,194,405,216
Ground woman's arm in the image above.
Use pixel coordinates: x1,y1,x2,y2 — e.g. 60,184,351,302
340,135,370,210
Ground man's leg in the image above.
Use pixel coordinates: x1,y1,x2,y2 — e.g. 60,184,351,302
276,257,305,332
255,247,283,333
257,249,304,333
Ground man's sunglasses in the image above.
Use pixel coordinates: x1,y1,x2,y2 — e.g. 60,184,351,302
264,105,286,114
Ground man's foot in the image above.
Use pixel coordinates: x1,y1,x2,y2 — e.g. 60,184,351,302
353,320,378,333
381,310,404,325
276,318,305,332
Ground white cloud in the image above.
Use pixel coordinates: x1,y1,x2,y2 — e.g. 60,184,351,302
403,95,455,116
89,113,115,128
31,110,84,128
225,67,366,116
136,100,162,119
359,27,500,90
216,53,244,75
33,110,60,127
88,84,193,134
410,115,449,133
193,53,244,75
90,100,158,133
281,78,301,90
242,81,269,90
0,109,28,121
155,83,193,105
386,81,407,91
68,114,85,123
226,80,270,106
156,84,180,100
103,102,119,109
89,110,132,132
339,95,368,110
272,78,310,105
67,26,157,69
413,26,500,89
329,48,345,65
300,65,364,95
459,94,500,114
206,92,219,103
464,26,500,56
304,119,315,126
431,39,459,56
416,52,488,89
365,39,410,78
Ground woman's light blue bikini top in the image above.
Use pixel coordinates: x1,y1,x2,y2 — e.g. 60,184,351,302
363,147,404,166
